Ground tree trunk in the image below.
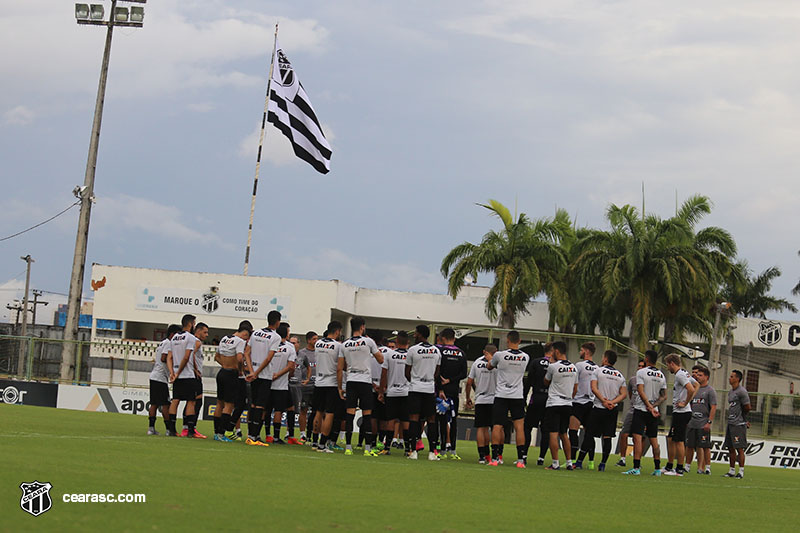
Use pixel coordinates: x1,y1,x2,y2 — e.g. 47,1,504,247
498,309,515,349
663,319,676,343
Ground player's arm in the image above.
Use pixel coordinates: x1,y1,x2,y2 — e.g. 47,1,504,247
160,350,168,363
435,364,444,399
572,382,578,398
337,357,346,399
192,340,203,377
705,403,717,431
465,377,475,409
244,344,255,380
274,359,296,380
611,384,627,407
405,357,412,381
637,384,650,409
523,358,534,400
251,349,276,378
380,367,388,393
372,347,384,365
175,347,193,377
652,386,667,408
166,350,175,382
591,378,611,409
301,358,311,385
681,379,698,407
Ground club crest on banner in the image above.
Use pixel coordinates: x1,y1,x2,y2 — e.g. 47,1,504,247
276,49,294,87
19,481,52,517
758,321,782,346
201,287,219,314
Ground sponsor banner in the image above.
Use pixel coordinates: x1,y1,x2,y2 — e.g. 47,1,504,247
0,379,58,407
135,286,289,320
735,316,800,350
57,384,153,416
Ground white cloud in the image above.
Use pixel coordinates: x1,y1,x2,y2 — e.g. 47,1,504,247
290,247,444,294
93,194,232,249
3,105,34,125
0,1,330,101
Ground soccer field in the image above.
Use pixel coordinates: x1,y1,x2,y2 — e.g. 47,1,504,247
3,404,798,532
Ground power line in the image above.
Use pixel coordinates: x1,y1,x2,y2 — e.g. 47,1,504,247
0,201,80,243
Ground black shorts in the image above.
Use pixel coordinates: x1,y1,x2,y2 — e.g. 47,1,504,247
270,389,291,412
571,402,593,425
372,392,387,421
474,404,494,428
234,379,248,410
586,407,619,438
216,369,238,403
686,427,711,448
669,412,692,442
492,397,526,423
194,377,203,398
313,386,339,414
172,378,196,401
149,380,170,406
334,393,347,419
385,396,409,422
345,381,374,411
724,424,748,449
250,379,273,409
301,384,314,408
524,398,547,429
408,391,436,419
289,382,303,412
545,405,572,434
631,409,659,438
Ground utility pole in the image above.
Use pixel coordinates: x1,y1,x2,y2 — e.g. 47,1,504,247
31,290,49,327
709,301,731,389
6,301,23,333
18,255,34,376
62,0,146,380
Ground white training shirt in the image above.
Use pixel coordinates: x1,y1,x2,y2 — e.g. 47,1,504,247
633,366,667,412
574,359,599,404
314,337,342,387
248,328,281,380
149,338,171,383
372,347,391,387
193,340,204,377
468,356,496,405
170,331,198,380
490,349,529,400
381,347,409,397
218,335,246,359
405,342,441,393
271,341,297,391
339,336,380,384
545,359,578,407
672,368,695,414
591,365,626,410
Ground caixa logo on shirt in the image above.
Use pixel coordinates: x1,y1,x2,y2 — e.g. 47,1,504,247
503,354,526,361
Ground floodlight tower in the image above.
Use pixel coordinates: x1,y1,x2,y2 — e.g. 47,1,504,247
61,1,146,380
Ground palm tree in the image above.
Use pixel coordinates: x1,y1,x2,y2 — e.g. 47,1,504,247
440,200,568,329
793,250,800,296
722,262,797,318
571,204,698,351
657,195,738,342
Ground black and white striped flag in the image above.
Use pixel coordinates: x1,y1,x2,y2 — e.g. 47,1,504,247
267,41,332,174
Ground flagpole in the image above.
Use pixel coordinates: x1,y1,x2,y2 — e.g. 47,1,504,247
244,22,279,276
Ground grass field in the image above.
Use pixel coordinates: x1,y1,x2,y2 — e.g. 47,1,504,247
3,404,799,532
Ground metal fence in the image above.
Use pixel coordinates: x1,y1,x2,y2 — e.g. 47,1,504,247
2,332,799,441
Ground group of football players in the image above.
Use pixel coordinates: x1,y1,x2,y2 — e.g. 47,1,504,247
147,313,751,477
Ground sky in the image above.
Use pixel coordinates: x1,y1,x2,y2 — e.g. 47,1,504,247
1,0,799,324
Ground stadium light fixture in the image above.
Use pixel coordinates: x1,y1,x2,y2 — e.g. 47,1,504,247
114,6,129,22
89,4,105,20
130,6,144,22
75,4,90,19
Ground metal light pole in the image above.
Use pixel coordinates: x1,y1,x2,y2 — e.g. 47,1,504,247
17,255,34,376
61,1,146,380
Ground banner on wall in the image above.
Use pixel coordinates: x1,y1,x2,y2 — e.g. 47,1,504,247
135,286,290,320
57,384,153,416
0,379,58,407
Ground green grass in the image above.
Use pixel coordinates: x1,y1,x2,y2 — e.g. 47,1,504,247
2,404,799,532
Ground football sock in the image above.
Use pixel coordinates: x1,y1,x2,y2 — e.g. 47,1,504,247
195,398,203,416
666,462,674,471
738,467,744,475
633,459,641,469
569,429,579,452
539,443,548,459
168,414,177,433
187,414,196,433
231,406,244,426
248,407,263,438
602,438,612,464
345,413,355,446
148,416,156,429
360,414,372,449
491,444,501,461
213,416,221,434
728,467,736,475
654,459,661,470
286,412,295,438
221,413,232,433
273,422,281,438
450,417,458,451
427,418,439,452
313,432,320,444
586,438,595,461
478,445,489,459
499,444,504,457
517,445,526,461
577,449,588,463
